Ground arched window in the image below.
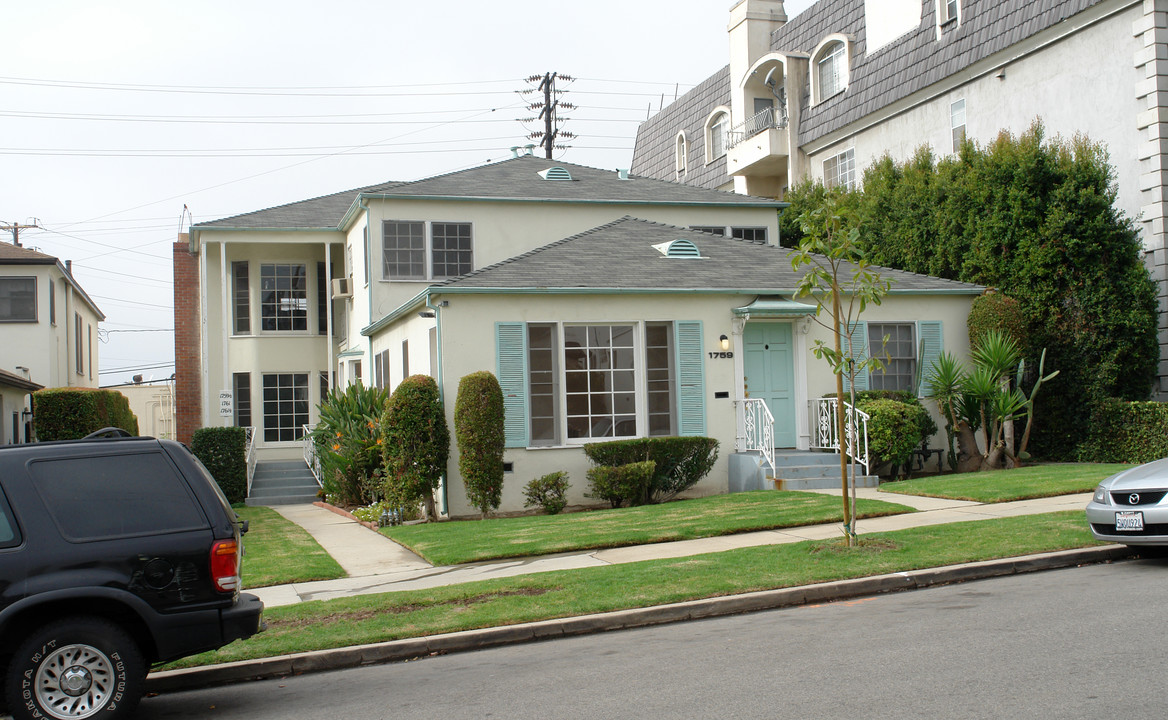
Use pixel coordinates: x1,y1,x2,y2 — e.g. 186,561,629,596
812,36,849,104
705,108,730,162
675,132,687,179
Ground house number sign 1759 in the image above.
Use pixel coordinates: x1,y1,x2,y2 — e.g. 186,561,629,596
708,351,734,359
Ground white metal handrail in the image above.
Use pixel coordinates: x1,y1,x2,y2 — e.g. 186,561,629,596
726,105,789,150
244,426,257,495
810,397,871,475
302,423,322,487
735,398,775,473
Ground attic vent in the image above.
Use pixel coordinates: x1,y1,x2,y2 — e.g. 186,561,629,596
652,239,703,258
538,167,573,181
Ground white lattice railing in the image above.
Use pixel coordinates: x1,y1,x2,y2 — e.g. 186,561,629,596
726,105,789,150
244,426,257,495
810,397,871,476
302,424,322,487
736,398,775,473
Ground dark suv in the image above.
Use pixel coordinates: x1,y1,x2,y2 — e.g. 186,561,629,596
0,431,264,719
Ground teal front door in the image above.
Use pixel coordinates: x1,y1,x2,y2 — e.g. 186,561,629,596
743,323,796,448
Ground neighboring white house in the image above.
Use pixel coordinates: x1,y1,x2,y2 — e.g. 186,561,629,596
0,240,104,441
109,380,176,440
631,0,1168,396
0,367,41,445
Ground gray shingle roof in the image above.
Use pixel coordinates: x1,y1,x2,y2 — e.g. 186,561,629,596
437,216,982,295
194,154,780,233
631,0,1105,176
631,67,732,191
0,242,57,264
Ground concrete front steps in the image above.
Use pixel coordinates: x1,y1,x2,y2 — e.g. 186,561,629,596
730,450,879,493
246,460,321,506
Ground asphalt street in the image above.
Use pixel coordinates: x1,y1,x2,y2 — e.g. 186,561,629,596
136,557,1168,720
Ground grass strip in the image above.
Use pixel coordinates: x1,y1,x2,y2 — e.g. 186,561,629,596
879,463,1133,503
382,490,915,565
169,510,1102,669
237,506,346,588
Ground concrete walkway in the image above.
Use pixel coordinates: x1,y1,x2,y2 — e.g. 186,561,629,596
251,490,1093,608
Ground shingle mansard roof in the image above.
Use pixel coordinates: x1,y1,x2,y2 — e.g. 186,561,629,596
436,216,982,295
632,0,1106,185
192,155,782,233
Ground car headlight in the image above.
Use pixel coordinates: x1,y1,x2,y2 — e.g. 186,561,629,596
1092,485,1110,505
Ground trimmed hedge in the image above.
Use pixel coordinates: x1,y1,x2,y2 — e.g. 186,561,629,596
854,398,928,474
967,293,1027,353
381,375,449,519
454,371,505,516
583,436,719,504
33,388,139,441
586,461,656,508
523,471,571,515
830,390,938,445
191,426,248,504
1078,398,1168,463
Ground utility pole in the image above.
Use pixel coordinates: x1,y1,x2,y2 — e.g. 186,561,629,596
0,219,40,247
521,72,575,159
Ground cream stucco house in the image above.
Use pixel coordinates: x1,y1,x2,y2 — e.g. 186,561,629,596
177,153,983,514
0,240,104,443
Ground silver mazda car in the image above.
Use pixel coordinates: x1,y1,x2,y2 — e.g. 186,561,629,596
1086,459,1168,546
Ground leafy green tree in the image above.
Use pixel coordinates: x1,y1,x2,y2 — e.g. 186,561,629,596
790,190,892,545
454,371,505,518
381,375,449,521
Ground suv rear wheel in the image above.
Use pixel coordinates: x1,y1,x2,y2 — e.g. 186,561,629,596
4,617,145,720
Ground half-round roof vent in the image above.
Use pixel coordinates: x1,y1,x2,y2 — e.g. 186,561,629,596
652,239,703,258
538,166,573,181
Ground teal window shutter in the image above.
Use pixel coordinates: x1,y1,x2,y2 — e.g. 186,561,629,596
675,321,706,436
917,321,943,397
495,322,529,448
844,321,869,392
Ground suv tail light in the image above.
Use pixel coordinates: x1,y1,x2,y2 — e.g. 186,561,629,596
210,539,240,593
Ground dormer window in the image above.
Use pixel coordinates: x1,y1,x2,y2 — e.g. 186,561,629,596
940,0,959,24
812,36,850,104
705,108,730,162
675,132,687,180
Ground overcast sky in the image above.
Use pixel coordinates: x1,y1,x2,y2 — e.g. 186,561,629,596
1,0,814,387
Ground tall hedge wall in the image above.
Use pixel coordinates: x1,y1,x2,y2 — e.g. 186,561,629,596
1078,399,1168,464
33,388,139,441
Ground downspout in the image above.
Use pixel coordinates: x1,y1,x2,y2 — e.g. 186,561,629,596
776,207,784,247
426,289,448,516
362,197,374,387
220,241,229,426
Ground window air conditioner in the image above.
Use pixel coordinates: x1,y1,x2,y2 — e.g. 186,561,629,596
331,278,352,298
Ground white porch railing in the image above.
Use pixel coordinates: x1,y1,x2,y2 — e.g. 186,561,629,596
726,105,789,150
810,397,871,476
735,398,775,473
302,424,322,487
244,426,257,495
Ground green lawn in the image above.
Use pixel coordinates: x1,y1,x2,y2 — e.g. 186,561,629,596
168,510,1104,669
382,490,916,565
879,463,1132,503
236,506,346,588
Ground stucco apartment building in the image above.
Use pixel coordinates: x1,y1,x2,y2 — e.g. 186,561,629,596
0,240,104,443
631,0,1168,396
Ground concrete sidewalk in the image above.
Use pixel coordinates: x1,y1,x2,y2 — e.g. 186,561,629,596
250,490,1094,608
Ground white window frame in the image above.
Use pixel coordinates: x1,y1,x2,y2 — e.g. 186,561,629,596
258,262,309,333
811,35,850,104
939,0,960,25
261,372,310,443
823,148,857,190
688,226,768,242
704,107,731,163
382,220,474,281
866,322,917,392
951,98,967,152
675,132,688,180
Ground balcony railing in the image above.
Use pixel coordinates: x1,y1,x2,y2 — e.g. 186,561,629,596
244,426,257,495
726,105,789,150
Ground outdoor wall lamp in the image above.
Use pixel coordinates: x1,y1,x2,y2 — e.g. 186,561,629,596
719,335,730,351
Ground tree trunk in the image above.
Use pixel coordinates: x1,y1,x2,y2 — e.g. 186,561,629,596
832,289,854,546
955,421,982,474
424,493,437,522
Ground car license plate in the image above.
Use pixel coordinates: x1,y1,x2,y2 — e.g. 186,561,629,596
1116,510,1144,532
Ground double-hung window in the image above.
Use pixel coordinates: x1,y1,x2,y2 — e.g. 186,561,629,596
260,263,307,331
824,148,856,190
867,323,917,392
232,261,250,334
817,41,847,101
383,221,473,280
0,277,36,322
951,99,967,152
501,320,701,447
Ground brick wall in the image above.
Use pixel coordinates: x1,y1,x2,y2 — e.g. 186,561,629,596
173,235,201,444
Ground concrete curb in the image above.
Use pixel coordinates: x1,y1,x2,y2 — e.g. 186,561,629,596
145,544,1134,694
